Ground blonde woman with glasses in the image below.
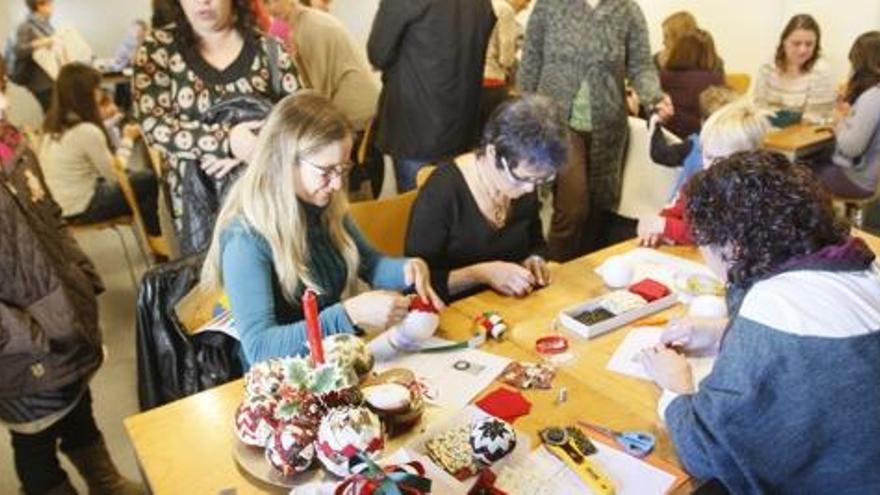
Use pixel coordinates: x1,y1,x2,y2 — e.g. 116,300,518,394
201,93,442,368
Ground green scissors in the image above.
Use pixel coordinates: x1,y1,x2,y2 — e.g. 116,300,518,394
578,421,656,458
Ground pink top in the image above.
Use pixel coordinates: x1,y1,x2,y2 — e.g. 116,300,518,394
268,17,291,42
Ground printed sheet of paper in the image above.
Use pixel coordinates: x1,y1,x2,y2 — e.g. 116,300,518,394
607,326,715,384
195,309,239,340
374,338,511,409
505,444,679,495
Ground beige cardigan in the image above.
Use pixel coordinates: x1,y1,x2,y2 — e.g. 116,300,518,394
292,7,379,130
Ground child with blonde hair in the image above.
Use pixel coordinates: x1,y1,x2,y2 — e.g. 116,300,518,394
638,100,772,246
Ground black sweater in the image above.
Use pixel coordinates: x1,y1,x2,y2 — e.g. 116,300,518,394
404,163,546,302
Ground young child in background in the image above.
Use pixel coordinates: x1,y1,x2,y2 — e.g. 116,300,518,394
638,98,772,246
648,85,740,199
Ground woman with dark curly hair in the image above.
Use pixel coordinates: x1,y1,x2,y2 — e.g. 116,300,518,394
134,0,300,254
640,150,880,493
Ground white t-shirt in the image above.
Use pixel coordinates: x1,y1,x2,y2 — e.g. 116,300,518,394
39,122,117,217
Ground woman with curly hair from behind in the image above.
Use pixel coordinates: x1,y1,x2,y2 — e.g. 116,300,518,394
639,150,880,493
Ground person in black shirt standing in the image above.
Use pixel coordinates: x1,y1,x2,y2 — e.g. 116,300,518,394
367,0,495,192
405,94,568,302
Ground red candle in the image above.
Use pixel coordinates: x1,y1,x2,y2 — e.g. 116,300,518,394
302,289,324,364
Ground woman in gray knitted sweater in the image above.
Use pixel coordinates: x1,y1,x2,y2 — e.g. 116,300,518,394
517,0,672,260
811,31,880,199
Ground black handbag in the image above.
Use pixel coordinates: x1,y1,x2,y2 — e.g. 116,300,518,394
202,94,274,126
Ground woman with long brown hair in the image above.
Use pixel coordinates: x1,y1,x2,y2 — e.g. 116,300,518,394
40,62,161,236
808,31,880,199
653,11,698,69
660,29,726,138
752,14,835,122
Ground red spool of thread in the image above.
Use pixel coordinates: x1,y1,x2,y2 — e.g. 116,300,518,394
303,289,324,365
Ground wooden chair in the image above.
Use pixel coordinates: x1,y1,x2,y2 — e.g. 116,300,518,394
349,190,418,256
725,73,751,95
415,165,437,189
839,185,880,229
110,157,171,264
68,216,142,289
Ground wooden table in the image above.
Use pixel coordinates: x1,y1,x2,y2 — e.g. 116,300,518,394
762,123,835,160
125,233,880,494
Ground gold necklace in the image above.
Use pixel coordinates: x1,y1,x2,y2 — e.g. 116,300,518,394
474,159,510,228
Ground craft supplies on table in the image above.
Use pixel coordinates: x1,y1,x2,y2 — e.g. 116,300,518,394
577,422,656,459
606,326,716,385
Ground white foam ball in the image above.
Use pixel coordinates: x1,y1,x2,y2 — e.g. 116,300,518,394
688,295,727,319
599,256,634,289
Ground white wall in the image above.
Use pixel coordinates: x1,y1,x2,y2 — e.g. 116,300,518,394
643,0,879,82
335,0,879,85
2,0,877,126
331,0,379,47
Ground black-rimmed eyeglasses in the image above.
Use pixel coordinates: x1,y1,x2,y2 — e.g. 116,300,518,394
499,156,556,186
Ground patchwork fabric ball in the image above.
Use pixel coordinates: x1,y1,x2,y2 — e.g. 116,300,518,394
425,425,478,480
318,386,365,411
233,395,278,447
316,406,384,477
265,423,317,476
244,358,287,398
475,311,507,340
323,334,374,383
469,417,516,464
274,385,323,429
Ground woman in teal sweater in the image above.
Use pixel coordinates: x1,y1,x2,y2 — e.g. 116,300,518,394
201,93,442,367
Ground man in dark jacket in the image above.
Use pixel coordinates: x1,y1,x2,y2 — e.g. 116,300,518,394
10,0,57,111
0,55,142,495
367,0,495,192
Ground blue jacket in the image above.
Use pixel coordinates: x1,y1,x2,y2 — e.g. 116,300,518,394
664,243,880,493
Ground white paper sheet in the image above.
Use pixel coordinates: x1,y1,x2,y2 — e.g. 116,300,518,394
194,309,239,340
508,444,678,495
374,338,512,410
607,326,715,384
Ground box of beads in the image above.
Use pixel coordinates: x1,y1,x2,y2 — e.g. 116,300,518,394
558,278,677,339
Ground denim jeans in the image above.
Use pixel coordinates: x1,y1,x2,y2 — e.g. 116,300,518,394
68,170,161,236
393,157,432,193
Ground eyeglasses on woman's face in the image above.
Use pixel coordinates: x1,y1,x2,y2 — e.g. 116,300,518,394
299,156,353,183
499,156,556,186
